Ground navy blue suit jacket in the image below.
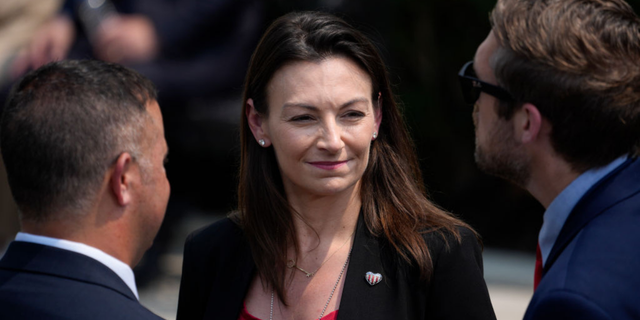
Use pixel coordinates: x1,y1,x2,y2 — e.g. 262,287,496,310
0,241,163,320
525,157,640,320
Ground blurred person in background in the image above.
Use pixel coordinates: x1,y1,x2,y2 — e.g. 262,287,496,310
461,0,640,318
0,0,63,255
177,11,496,320
12,0,262,100
0,60,168,319
6,0,264,286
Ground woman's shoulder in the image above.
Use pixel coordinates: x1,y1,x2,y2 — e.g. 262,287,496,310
421,225,482,263
419,226,495,319
184,216,246,257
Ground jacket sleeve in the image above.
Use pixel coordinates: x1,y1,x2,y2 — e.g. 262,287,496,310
425,227,497,320
525,290,612,320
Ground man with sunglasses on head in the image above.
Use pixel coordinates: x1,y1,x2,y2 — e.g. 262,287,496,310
460,0,640,319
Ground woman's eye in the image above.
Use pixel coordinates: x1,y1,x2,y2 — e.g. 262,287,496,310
343,111,365,119
290,114,314,122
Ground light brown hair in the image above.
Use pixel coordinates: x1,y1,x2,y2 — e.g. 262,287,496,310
490,0,640,171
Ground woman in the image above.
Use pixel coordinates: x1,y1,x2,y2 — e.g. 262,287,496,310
177,11,496,320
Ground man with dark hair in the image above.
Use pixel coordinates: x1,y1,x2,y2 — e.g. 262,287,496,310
0,59,169,319
460,0,640,319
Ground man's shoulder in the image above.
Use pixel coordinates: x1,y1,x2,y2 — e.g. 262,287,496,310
0,241,135,294
0,247,162,320
525,288,614,320
0,284,161,319
530,211,640,320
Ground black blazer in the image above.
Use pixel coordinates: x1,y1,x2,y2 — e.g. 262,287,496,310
177,215,496,320
0,241,163,320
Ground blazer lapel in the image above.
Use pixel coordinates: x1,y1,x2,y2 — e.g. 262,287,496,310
545,157,640,274
203,226,255,320
0,241,137,300
338,214,397,319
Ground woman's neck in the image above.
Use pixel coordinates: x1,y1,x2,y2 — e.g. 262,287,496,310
287,185,361,252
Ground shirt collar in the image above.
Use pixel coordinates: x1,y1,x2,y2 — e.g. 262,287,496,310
538,155,628,266
14,232,139,299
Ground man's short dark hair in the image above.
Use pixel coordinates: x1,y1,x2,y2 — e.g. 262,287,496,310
1,60,157,222
490,0,640,172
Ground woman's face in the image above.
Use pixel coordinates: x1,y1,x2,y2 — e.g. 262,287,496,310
248,56,381,199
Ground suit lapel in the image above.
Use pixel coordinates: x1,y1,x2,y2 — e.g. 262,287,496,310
0,241,137,300
205,215,399,320
544,157,640,274
338,213,397,319
203,225,255,320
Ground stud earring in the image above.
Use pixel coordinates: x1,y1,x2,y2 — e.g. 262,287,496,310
372,132,377,140
259,139,265,146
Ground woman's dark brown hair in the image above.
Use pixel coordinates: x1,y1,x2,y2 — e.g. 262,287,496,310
238,11,473,303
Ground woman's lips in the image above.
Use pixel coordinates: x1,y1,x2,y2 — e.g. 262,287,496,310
308,160,348,170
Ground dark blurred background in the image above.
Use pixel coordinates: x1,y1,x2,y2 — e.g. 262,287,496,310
2,0,639,288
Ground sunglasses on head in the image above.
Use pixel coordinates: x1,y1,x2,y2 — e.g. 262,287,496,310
458,61,514,105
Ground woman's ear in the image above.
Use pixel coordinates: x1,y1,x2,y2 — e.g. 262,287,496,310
246,98,271,147
374,92,383,134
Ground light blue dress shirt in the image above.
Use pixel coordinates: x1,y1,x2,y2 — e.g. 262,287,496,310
538,155,628,266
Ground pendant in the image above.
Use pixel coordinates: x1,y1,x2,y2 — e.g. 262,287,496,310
365,271,382,286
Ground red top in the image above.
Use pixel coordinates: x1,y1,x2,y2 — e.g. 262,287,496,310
238,303,338,320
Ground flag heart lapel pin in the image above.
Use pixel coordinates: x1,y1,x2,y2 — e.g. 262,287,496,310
365,271,382,286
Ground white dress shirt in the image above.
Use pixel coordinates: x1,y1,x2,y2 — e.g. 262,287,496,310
14,232,139,299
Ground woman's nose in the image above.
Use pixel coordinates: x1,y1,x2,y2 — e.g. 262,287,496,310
317,120,344,153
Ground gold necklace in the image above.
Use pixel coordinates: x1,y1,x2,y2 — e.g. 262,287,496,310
272,249,352,320
287,230,355,278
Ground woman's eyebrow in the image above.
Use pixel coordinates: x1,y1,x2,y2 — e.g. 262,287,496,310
282,97,369,110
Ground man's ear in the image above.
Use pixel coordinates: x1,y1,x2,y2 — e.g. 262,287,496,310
246,98,271,147
110,152,134,206
514,103,542,144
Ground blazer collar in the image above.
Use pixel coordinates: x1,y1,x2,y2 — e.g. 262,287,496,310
0,241,137,300
203,222,255,320
544,157,640,274
209,213,396,319
338,212,398,319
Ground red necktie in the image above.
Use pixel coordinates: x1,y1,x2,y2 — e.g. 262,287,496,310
534,244,542,290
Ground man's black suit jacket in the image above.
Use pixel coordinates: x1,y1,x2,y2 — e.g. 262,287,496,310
0,241,163,320
177,214,496,320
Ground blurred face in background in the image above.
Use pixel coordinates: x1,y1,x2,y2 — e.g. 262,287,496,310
260,56,381,200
